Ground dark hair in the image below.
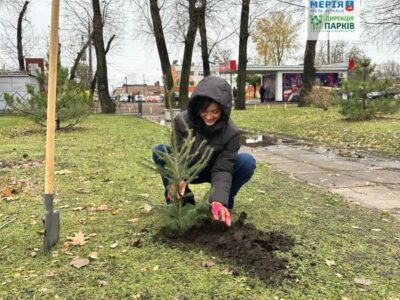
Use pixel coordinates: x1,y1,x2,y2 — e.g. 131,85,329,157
193,98,221,116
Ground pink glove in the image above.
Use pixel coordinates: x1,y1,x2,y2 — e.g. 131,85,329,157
211,201,231,227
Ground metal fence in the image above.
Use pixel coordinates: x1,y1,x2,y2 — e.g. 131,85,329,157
0,91,31,114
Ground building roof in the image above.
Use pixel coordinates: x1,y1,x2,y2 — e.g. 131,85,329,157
247,62,348,74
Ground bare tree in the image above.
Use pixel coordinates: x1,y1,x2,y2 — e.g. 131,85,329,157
377,60,400,77
17,1,29,70
69,38,91,81
235,0,250,110
149,0,175,107
198,0,210,77
178,0,201,109
363,0,400,49
92,0,115,113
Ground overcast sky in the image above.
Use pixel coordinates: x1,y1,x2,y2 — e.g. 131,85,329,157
1,1,400,91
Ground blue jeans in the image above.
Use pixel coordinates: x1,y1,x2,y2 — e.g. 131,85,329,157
152,144,256,209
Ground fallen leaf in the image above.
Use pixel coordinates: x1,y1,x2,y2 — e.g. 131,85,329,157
201,261,215,268
127,218,139,223
140,267,148,273
67,231,89,246
87,204,108,212
110,241,119,249
257,190,266,195
248,198,254,202
75,188,91,194
351,225,361,229
140,204,154,213
72,207,84,211
44,270,56,277
112,208,121,215
138,193,150,198
152,265,160,271
221,268,233,275
70,257,90,269
88,233,97,237
325,259,336,267
88,252,98,260
55,170,72,175
130,239,142,248
39,288,49,293
336,273,343,278
97,280,108,287
371,228,382,232
354,277,372,286
60,241,71,252
30,251,37,257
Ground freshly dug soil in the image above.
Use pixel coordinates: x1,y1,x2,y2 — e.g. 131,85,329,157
154,212,294,283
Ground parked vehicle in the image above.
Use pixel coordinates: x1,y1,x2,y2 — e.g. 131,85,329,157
119,93,132,102
134,94,145,102
146,95,161,103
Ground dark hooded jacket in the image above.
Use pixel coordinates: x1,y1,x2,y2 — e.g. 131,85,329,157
173,76,240,207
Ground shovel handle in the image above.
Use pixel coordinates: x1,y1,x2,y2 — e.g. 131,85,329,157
45,0,60,194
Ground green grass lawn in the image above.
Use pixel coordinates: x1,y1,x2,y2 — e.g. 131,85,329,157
232,105,400,158
0,114,400,299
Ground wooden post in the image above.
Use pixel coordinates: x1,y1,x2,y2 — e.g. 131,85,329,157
45,0,60,195
43,0,61,253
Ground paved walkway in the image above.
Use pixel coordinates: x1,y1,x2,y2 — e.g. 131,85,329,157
243,144,400,218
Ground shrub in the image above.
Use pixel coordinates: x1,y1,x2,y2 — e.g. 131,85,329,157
305,86,333,110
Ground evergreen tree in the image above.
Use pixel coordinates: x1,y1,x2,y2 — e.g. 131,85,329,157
152,83,214,233
4,61,91,130
338,58,400,120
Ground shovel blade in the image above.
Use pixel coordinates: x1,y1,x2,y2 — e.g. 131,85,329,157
43,210,60,252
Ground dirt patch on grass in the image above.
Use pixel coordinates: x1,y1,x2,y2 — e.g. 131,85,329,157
0,159,42,169
154,212,294,283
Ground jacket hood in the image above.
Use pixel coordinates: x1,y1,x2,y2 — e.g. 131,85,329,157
187,76,232,132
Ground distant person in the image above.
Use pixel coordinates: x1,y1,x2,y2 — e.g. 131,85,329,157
259,85,265,102
232,86,237,100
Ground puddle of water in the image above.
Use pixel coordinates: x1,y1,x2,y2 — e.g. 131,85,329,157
240,133,293,148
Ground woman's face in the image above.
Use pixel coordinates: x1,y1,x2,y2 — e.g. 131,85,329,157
200,102,221,126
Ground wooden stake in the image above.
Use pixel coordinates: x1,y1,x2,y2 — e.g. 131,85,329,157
284,103,287,110
45,0,60,194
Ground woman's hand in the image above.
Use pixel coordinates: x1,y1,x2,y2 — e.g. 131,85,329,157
168,180,187,200
211,201,231,227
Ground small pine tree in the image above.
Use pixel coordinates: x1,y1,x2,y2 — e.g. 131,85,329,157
338,58,400,120
152,79,215,233
4,60,91,130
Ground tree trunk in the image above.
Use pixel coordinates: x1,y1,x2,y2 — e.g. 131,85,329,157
235,0,250,110
299,39,317,107
178,0,200,110
198,0,210,77
69,39,91,81
17,1,29,71
91,0,115,113
150,0,175,108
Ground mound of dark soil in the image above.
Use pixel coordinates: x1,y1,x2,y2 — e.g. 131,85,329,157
154,212,294,283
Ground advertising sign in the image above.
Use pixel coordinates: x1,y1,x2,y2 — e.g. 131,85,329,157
283,73,339,101
306,0,361,40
